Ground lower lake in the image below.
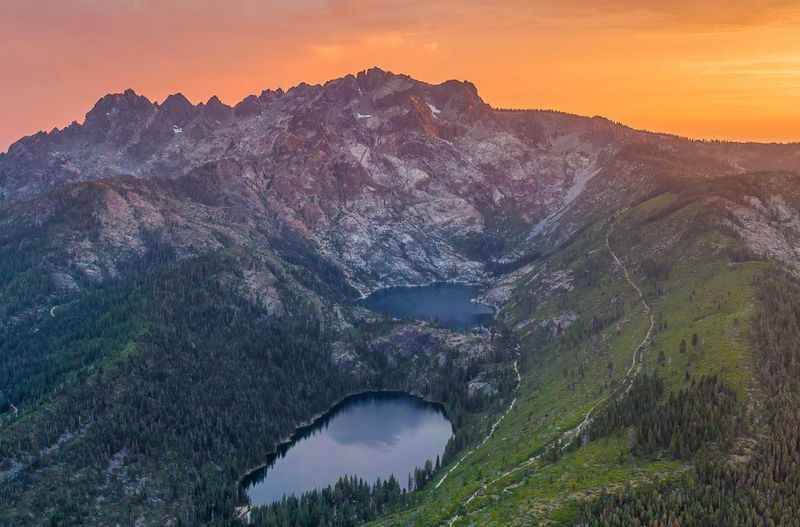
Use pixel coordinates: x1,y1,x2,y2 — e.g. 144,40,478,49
242,392,453,506
360,283,495,330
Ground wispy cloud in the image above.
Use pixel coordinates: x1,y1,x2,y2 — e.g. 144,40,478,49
2,0,800,149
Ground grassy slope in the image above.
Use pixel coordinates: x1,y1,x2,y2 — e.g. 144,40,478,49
372,192,764,526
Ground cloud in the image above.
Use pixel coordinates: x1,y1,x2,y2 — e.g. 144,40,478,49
2,0,800,149
362,32,408,49
310,44,346,61
546,0,800,29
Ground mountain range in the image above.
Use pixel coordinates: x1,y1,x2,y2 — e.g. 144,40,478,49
3,68,800,526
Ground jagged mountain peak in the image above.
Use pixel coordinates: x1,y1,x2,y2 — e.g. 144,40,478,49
84,89,154,122
158,93,197,120
4,68,800,209
4,68,477,154
200,95,233,123
354,66,408,89
160,92,193,107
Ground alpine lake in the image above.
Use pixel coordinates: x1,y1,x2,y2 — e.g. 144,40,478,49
242,283,494,506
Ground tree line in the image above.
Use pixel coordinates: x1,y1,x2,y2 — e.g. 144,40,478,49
574,269,800,526
0,242,513,526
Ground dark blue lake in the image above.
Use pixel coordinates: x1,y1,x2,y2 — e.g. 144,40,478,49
361,283,495,329
242,392,453,507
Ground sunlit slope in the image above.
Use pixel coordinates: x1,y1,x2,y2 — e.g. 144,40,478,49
373,185,770,526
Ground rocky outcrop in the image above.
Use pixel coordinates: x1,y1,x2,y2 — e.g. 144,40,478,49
3,68,800,309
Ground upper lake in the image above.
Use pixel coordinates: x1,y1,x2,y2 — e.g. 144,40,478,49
360,283,495,330
242,392,453,507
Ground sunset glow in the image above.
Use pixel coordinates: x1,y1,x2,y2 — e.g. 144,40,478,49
3,0,800,151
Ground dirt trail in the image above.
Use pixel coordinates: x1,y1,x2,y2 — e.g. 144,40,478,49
434,360,521,490
443,213,654,526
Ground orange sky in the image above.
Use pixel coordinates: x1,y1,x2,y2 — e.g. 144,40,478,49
3,0,800,151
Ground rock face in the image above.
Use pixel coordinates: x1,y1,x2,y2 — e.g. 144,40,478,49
3,67,800,300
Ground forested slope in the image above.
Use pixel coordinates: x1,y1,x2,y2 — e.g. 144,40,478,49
371,172,800,526
0,190,513,525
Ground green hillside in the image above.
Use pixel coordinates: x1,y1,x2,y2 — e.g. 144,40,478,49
368,187,777,526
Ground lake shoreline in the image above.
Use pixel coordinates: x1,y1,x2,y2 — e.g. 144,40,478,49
237,282,498,516
355,278,489,301
236,388,449,503
360,282,496,330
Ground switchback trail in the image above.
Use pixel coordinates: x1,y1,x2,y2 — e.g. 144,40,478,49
442,212,655,526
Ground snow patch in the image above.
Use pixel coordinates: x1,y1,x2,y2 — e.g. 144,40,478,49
427,103,442,116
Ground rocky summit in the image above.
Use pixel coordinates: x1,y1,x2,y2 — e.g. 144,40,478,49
3,67,800,297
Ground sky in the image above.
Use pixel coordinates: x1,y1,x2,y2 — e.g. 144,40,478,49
2,0,800,151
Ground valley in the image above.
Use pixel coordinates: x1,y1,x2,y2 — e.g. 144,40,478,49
2,68,800,526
